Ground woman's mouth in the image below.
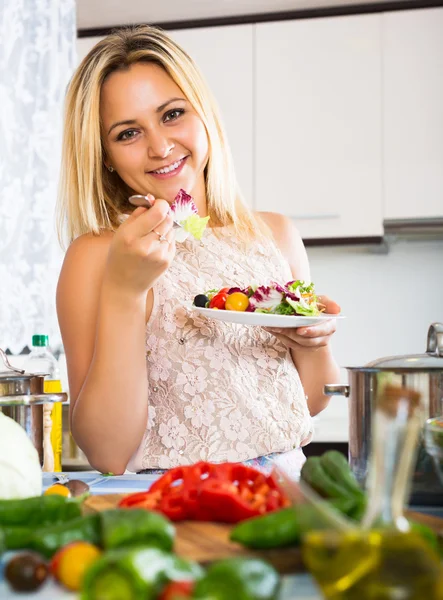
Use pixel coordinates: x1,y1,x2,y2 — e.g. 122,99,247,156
148,156,188,179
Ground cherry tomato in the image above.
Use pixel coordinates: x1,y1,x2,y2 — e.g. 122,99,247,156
51,541,101,591
225,292,249,312
209,291,228,310
159,580,195,600
44,484,71,498
5,553,48,592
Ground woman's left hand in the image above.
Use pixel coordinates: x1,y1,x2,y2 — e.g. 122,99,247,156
265,295,341,352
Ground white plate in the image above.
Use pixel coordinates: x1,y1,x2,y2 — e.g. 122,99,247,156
191,305,344,328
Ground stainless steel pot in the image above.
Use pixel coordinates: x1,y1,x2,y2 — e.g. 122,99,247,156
325,322,443,488
0,348,47,396
0,348,68,468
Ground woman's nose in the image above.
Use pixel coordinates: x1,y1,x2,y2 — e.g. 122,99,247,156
147,129,175,160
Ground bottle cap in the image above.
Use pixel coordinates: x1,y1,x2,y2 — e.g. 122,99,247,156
32,334,49,347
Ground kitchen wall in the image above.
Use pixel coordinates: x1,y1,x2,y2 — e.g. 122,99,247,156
310,238,443,367
308,237,443,441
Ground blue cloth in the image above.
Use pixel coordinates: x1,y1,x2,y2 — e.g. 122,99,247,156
42,448,306,495
42,471,160,495
138,447,306,479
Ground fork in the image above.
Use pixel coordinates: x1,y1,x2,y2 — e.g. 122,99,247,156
128,195,183,229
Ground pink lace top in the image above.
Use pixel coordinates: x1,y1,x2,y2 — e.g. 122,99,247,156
127,225,313,472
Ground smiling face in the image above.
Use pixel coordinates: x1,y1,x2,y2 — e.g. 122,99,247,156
100,62,209,213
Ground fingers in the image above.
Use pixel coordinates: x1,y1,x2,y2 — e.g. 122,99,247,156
265,318,337,350
151,223,176,247
124,199,172,239
140,212,176,256
317,295,341,314
267,319,337,338
297,320,337,338
268,329,331,350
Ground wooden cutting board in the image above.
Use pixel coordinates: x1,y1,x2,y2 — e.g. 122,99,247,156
83,494,443,575
83,494,305,574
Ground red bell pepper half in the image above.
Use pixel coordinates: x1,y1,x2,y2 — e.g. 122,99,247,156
118,461,289,524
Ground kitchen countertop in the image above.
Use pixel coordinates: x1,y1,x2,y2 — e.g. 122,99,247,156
2,471,442,599
0,471,323,600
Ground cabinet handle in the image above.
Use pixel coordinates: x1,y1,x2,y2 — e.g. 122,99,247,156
292,213,340,220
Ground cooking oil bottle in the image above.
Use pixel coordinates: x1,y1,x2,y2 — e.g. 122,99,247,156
302,384,443,599
25,335,63,472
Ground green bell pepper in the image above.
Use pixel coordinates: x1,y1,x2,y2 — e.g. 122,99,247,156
1,508,175,559
30,513,102,558
300,456,354,500
99,509,175,552
408,521,441,556
0,495,82,527
230,496,360,550
319,451,365,499
193,558,280,600
2,525,35,551
1,516,100,556
230,507,301,550
81,546,203,600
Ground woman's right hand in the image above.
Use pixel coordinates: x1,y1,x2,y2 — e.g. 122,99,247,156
104,197,176,297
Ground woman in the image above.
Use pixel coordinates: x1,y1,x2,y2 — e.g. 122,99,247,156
56,25,341,476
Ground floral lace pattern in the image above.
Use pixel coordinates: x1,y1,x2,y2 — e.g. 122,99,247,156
127,226,312,471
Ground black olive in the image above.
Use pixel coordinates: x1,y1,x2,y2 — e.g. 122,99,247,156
63,479,90,497
5,552,48,592
194,294,209,307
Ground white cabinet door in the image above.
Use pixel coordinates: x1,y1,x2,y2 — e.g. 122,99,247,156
171,26,254,206
383,8,443,220
255,16,383,239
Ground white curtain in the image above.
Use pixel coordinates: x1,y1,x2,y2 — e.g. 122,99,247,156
0,0,77,354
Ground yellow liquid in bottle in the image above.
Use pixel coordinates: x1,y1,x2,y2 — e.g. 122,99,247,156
302,529,443,600
44,379,63,472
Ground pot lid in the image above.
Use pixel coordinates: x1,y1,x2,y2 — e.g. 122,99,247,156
365,323,443,369
0,348,47,380
0,371,47,381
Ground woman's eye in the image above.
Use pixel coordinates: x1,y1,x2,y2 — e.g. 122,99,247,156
117,129,139,141
164,109,184,123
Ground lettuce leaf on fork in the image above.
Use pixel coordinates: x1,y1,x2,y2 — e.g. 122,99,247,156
170,189,209,242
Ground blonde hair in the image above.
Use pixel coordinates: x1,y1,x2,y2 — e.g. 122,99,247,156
58,25,269,245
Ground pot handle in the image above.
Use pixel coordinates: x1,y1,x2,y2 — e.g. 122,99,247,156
427,323,443,357
0,347,25,375
324,384,350,397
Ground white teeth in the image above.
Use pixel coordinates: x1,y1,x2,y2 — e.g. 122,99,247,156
152,159,182,175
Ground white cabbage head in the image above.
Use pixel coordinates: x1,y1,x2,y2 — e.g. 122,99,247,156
0,412,42,499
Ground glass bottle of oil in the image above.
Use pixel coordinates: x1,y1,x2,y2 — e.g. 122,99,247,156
25,335,63,472
302,384,443,599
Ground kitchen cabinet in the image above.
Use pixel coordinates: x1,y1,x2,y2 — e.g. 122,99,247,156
383,8,443,220
170,26,254,206
255,15,383,240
